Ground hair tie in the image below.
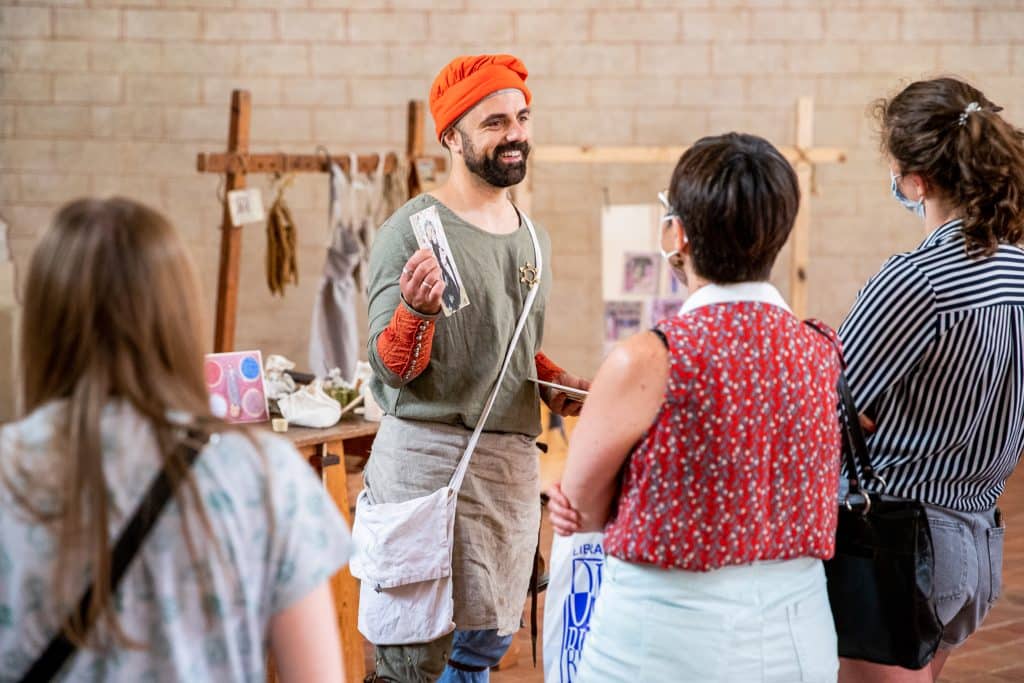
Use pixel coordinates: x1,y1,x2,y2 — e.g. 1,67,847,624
958,102,982,126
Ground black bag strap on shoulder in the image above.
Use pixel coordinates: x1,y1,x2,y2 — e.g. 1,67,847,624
18,434,208,683
801,322,882,499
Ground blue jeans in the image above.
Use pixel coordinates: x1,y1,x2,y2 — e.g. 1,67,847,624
438,629,514,683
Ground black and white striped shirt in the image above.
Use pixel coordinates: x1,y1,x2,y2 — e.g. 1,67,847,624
838,218,1024,511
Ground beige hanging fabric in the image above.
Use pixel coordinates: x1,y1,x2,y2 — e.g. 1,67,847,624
309,152,409,378
265,173,299,296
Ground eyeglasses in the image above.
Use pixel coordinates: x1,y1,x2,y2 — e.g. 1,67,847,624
658,190,676,226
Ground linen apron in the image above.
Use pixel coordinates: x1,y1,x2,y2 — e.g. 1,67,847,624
362,416,540,635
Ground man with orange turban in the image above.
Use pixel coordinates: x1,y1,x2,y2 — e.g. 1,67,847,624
359,55,589,682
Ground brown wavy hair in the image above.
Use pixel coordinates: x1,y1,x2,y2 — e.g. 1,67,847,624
874,77,1024,256
8,198,222,648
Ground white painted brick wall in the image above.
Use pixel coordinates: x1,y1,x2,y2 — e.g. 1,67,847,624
55,8,121,40
1,2,1022,376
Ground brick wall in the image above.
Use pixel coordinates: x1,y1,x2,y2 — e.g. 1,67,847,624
1,0,1022,384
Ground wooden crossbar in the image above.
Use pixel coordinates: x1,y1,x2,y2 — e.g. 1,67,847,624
196,91,444,353
515,96,845,317
196,151,446,176
533,144,846,166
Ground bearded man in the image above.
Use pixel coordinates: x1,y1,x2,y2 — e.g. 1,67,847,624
360,54,589,682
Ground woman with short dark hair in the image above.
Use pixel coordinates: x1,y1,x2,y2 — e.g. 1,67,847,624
547,133,844,681
837,78,1024,682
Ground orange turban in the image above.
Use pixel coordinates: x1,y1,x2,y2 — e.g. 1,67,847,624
429,54,531,141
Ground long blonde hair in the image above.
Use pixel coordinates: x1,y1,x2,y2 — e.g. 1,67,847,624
12,197,217,646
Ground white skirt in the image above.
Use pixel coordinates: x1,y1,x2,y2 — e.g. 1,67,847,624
576,556,838,682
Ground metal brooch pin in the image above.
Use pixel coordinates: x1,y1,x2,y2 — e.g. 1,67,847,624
519,262,539,286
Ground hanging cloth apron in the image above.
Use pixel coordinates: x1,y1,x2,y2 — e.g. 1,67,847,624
308,154,382,378
349,213,543,644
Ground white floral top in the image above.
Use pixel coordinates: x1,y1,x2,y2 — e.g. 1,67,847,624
0,402,351,682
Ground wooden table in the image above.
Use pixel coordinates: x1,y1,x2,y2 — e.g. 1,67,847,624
287,417,379,683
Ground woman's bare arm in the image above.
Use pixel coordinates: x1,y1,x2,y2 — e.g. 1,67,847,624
559,331,670,532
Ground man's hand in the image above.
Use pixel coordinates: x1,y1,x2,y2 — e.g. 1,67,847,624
540,372,591,417
545,482,582,537
400,248,445,315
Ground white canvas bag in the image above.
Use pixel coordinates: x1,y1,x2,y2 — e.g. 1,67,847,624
350,214,542,644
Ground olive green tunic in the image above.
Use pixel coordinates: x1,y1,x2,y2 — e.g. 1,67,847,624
363,194,553,634
366,194,553,438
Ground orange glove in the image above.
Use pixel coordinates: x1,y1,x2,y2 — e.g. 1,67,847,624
376,303,437,383
535,351,563,383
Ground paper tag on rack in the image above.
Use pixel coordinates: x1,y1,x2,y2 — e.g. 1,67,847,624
227,188,265,226
415,157,438,184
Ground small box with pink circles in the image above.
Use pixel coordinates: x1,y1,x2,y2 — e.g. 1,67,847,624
204,350,270,423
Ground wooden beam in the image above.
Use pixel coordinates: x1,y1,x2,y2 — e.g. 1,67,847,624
532,144,845,166
196,151,445,176
213,89,250,353
790,96,815,319
407,100,426,197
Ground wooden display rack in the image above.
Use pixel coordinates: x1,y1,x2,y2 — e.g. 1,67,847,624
196,90,447,353
196,91,447,683
516,96,845,318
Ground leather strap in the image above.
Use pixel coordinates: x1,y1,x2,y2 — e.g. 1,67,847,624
802,322,878,496
445,659,488,673
18,435,207,683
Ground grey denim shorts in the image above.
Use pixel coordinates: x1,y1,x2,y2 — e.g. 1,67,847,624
924,503,1005,649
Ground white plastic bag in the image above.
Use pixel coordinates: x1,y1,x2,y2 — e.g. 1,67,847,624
276,379,341,428
543,532,605,683
263,354,297,400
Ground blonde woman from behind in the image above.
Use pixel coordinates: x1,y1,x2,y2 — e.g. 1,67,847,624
0,198,349,682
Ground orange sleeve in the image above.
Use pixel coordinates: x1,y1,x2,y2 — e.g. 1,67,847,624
534,351,564,383
376,303,437,383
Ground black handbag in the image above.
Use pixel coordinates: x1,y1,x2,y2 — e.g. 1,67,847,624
824,372,943,670
18,435,205,682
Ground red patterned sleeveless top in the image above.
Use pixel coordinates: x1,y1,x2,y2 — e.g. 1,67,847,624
602,294,843,572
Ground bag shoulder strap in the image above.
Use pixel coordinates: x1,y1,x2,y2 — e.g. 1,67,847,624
448,213,542,493
801,321,879,496
19,436,207,683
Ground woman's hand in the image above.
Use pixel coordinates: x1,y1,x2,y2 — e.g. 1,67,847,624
541,372,591,417
400,248,445,315
545,482,582,536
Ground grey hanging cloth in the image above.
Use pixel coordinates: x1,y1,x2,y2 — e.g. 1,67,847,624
309,152,408,378
309,154,368,379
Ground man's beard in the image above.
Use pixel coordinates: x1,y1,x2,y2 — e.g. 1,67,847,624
460,130,530,188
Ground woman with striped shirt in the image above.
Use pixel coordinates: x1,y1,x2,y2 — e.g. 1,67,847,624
838,78,1024,682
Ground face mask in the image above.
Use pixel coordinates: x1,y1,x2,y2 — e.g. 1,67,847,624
890,170,925,218
660,214,688,286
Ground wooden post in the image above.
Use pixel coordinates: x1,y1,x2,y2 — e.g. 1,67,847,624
407,100,426,197
790,96,814,319
0,219,18,421
213,90,251,353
